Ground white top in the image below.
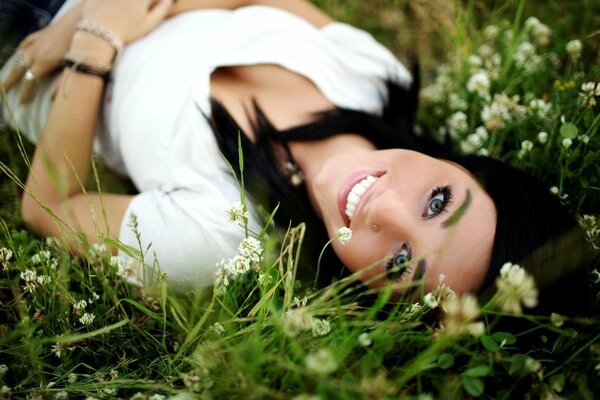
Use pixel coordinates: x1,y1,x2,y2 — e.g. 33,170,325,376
1,5,411,290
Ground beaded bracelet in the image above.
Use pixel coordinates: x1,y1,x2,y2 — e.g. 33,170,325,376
75,20,124,57
60,58,111,81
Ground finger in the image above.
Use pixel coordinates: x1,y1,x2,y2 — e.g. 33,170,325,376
1,53,29,93
17,31,40,50
20,69,41,104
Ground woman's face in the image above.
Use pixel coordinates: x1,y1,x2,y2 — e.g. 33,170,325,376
309,149,497,296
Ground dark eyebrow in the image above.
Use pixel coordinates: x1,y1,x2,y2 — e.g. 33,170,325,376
442,189,472,228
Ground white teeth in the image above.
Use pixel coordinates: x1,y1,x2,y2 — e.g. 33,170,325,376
345,175,379,221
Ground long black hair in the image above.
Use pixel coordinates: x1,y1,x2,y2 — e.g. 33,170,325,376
207,67,595,316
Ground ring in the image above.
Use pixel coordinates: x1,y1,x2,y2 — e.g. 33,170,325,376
13,52,28,71
24,69,39,82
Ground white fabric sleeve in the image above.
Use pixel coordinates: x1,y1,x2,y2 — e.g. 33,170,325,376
320,22,412,88
118,188,250,290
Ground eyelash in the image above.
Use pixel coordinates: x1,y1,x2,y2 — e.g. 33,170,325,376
385,244,413,281
386,186,453,282
423,185,454,218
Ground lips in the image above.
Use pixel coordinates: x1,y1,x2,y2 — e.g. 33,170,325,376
338,171,385,227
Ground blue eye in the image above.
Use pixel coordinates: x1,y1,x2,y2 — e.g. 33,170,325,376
424,186,453,218
386,245,412,281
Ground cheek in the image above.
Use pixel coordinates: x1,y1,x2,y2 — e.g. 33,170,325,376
332,233,389,283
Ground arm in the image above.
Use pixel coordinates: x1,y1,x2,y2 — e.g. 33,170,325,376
21,0,172,253
169,0,334,27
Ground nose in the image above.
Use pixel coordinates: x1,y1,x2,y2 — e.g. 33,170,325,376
366,189,416,238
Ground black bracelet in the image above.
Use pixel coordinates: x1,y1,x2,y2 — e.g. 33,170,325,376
60,58,111,81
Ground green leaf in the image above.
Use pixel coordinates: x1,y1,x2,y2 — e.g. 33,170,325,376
508,354,527,375
480,334,499,351
438,353,454,369
492,331,516,345
461,376,485,397
463,365,491,377
549,374,565,392
559,122,578,139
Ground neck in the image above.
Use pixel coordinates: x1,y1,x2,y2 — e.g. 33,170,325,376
288,133,376,217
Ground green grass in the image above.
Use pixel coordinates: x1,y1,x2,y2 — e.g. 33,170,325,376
1,1,600,399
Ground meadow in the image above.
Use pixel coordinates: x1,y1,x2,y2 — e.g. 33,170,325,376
1,1,599,398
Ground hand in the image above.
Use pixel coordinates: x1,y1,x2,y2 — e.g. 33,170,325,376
81,0,173,45
1,10,79,103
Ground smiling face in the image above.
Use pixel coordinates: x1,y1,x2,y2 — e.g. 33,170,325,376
308,149,497,296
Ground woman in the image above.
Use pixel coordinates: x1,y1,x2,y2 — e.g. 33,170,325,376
0,0,593,314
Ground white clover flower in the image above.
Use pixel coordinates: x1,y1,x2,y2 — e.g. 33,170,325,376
529,99,552,118
110,256,139,280
225,202,247,225
37,275,52,286
257,273,271,286
129,392,146,400
579,215,600,250
293,296,308,308
579,134,590,144
149,394,167,400
310,318,331,337
54,391,68,400
336,227,352,245
88,292,100,303
525,16,541,30
467,71,490,97
73,299,87,312
67,373,77,384
283,308,313,337
579,82,600,108
481,102,507,132
51,343,63,358
79,312,96,326
550,186,559,195
358,332,372,347
91,243,108,255
566,39,582,59
305,349,337,375
0,386,11,397
521,140,534,152
20,269,38,293
524,357,542,373
477,44,494,59
537,131,548,144
483,25,500,41
495,262,539,314
423,282,456,310
468,54,483,69
562,138,573,149
226,255,252,276
31,250,51,265
446,111,469,138
0,247,13,270
476,148,490,156
214,259,230,287
209,322,225,336
533,23,551,47
238,236,263,265
0,364,7,378
440,294,484,337
515,41,536,69
448,93,468,111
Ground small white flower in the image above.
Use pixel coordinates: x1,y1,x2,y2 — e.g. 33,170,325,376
579,134,590,144
73,299,87,312
310,318,331,337
533,23,551,47
54,391,68,400
448,93,468,111
111,256,139,280
440,294,484,337
468,54,483,69
226,255,252,276
521,140,534,152
226,202,247,225
0,364,7,378
257,273,271,286
566,39,582,59
30,250,51,265
537,131,548,144
305,349,337,375
579,82,600,108
467,71,490,97
495,262,539,314
336,227,352,245
358,332,372,347
209,322,225,336
283,308,313,337
37,275,52,286
483,25,499,41
562,138,572,149
67,373,77,384
0,247,13,270
89,292,100,303
214,259,230,287
477,44,494,59
293,296,308,308
525,16,541,30
529,99,552,118
524,357,542,373
238,236,263,265
91,243,109,255
20,269,38,293
79,312,96,326
447,111,469,138
550,186,559,195
148,395,167,400
129,392,147,400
